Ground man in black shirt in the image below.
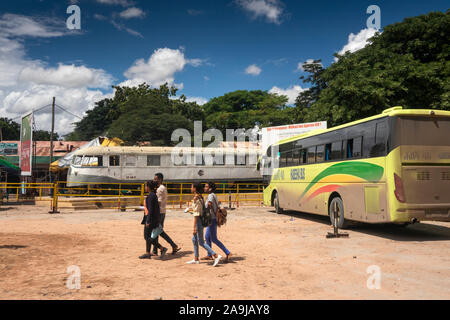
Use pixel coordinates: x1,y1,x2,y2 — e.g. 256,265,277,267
139,180,168,259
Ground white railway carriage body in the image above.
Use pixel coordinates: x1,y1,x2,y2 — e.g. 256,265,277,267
67,146,262,186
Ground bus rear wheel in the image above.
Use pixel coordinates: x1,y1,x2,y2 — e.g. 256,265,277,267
329,197,349,229
274,192,283,214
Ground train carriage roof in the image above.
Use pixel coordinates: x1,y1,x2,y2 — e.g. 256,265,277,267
73,146,261,156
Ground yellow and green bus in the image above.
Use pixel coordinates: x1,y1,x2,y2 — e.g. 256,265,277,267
263,107,450,228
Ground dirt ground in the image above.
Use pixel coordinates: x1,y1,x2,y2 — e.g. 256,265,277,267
0,204,449,300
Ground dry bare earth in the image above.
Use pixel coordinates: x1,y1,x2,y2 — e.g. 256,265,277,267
0,205,449,299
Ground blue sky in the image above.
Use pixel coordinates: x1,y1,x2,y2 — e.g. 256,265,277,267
0,0,448,134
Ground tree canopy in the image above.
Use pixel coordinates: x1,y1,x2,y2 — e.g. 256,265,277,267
203,90,294,133
66,83,204,145
295,10,450,127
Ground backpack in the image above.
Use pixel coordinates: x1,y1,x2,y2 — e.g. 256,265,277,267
198,196,212,227
212,194,227,227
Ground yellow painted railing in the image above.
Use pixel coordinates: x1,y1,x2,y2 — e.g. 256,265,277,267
0,181,265,212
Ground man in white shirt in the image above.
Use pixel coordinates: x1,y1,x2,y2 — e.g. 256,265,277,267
152,173,181,255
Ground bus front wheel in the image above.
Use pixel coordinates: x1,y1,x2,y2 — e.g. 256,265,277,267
329,197,349,229
274,192,283,214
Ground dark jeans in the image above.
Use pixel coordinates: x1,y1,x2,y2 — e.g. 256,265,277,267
152,214,177,253
144,226,161,253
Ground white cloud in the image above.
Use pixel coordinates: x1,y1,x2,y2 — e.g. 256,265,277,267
119,7,146,19
335,28,378,61
111,20,143,37
245,64,262,76
121,48,202,88
236,0,284,24
0,13,65,38
0,18,113,136
19,64,113,89
296,59,323,72
186,96,209,105
269,85,305,104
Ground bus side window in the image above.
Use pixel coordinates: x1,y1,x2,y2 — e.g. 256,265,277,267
331,141,343,160
371,122,387,157
307,147,315,164
292,149,300,166
325,144,331,161
346,139,353,159
316,145,325,163
300,149,307,164
279,152,287,168
353,137,362,157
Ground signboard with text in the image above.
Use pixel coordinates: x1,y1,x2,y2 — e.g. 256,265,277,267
20,113,33,176
261,121,327,152
0,143,18,155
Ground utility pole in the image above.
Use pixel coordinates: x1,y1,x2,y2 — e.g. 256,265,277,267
49,97,55,183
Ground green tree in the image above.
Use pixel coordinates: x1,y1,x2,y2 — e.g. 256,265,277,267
295,10,450,127
203,90,294,133
0,118,20,140
67,83,204,145
33,130,60,141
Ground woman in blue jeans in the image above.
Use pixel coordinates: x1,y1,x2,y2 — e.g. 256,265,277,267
186,182,222,266
203,182,232,262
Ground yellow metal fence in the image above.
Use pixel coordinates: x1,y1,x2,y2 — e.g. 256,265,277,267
0,181,264,212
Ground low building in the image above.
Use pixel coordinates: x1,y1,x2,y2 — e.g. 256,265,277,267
0,140,88,182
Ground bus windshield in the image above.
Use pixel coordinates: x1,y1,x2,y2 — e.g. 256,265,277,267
393,116,450,146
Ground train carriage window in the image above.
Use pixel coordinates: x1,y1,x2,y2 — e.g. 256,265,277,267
195,153,205,166
96,155,103,167
316,145,325,163
73,155,82,166
147,155,161,166
81,156,91,166
109,155,120,166
125,155,137,167
307,147,315,164
235,154,246,166
173,150,188,166
212,153,225,166
331,141,343,160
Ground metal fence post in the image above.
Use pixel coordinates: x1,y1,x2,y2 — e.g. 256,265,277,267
179,183,183,209
49,182,60,214
118,183,122,211
236,184,240,208
140,183,145,206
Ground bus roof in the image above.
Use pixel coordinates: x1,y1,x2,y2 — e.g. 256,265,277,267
273,107,450,146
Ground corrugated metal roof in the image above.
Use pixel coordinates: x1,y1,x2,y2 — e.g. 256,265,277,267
1,141,88,157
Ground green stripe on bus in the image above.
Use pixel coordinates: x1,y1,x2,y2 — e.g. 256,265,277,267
300,161,384,199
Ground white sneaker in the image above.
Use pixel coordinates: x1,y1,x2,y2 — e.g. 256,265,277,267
213,255,222,267
186,259,199,264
